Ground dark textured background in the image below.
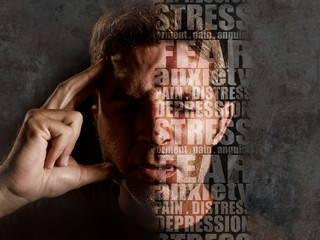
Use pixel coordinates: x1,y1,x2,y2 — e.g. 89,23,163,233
0,0,319,239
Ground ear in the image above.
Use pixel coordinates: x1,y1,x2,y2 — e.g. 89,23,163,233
212,101,234,146
92,104,98,118
92,90,99,118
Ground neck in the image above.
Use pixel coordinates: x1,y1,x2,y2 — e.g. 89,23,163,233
118,181,213,231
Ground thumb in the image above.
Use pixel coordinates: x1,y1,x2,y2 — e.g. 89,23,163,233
43,158,118,198
73,161,118,189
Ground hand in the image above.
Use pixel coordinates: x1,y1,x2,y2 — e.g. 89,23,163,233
0,59,114,217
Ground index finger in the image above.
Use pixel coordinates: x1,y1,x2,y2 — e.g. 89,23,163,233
42,58,105,110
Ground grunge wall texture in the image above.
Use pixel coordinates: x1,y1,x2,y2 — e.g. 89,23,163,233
0,0,319,239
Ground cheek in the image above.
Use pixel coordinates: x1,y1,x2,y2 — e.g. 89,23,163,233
188,118,220,147
196,155,211,183
175,121,211,182
96,113,135,167
176,119,208,146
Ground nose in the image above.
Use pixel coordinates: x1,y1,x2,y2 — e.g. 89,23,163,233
137,102,172,146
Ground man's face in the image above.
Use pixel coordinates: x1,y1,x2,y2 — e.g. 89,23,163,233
96,42,222,207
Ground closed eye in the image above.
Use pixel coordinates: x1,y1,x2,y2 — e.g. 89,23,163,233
112,101,140,114
171,101,196,112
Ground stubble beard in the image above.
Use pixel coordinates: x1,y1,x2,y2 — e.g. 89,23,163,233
98,137,197,212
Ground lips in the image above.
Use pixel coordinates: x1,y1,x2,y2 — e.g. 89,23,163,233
130,163,177,182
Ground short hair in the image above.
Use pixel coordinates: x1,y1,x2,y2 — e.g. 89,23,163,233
89,0,226,89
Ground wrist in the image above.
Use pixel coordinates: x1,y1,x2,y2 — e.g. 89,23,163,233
0,172,30,218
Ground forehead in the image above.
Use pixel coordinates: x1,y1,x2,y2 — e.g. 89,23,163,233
109,44,164,91
101,42,210,98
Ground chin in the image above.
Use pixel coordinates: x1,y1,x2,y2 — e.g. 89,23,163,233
124,179,168,204
125,177,192,209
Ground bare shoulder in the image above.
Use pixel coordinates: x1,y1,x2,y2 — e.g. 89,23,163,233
247,214,293,240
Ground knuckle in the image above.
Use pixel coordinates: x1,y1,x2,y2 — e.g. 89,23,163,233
25,109,42,126
66,111,83,129
26,108,41,119
57,81,67,90
77,71,90,83
57,81,74,95
72,111,83,122
82,73,90,83
25,122,43,140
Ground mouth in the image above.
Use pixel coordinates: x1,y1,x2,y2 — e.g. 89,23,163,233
130,164,177,182
141,164,176,170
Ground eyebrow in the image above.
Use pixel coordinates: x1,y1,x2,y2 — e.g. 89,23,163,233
103,85,198,102
105,93,140,103
103,87,149,103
